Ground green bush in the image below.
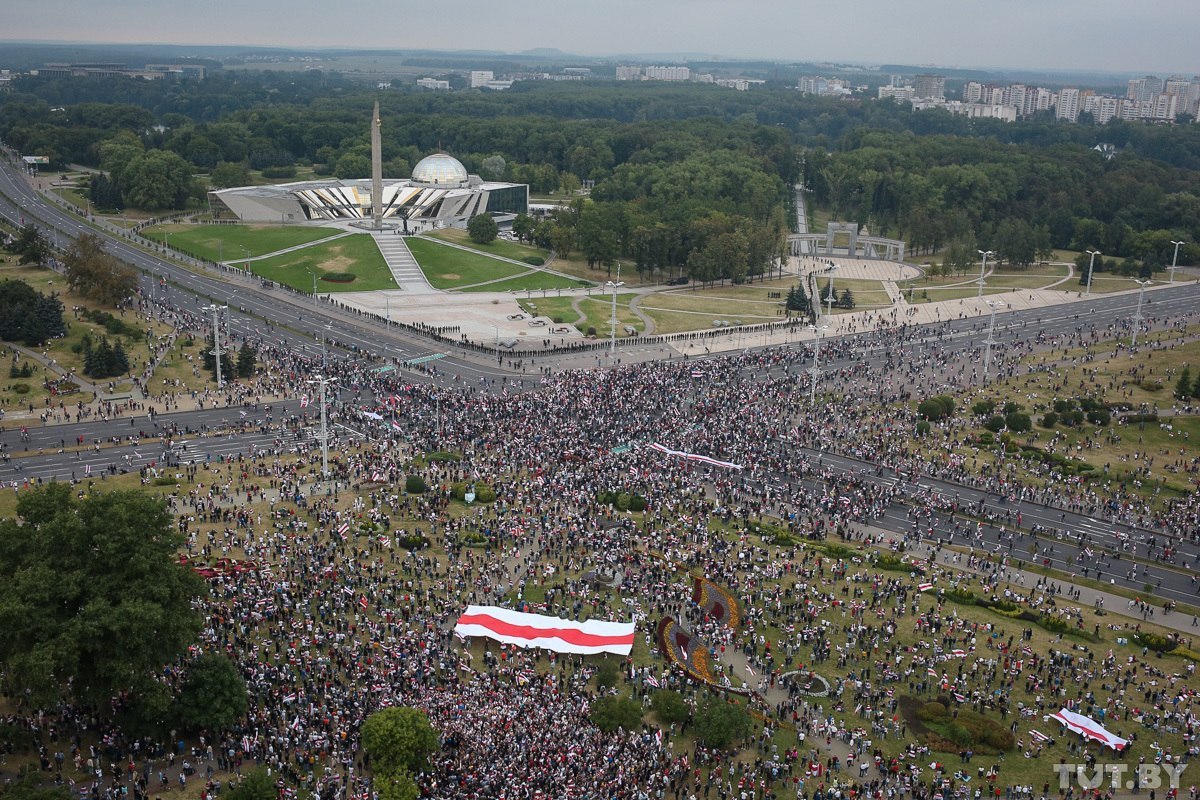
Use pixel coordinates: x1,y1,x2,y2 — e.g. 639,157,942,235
261,165,298,179
590,696,642,733
628,494,647,512
1133,632,1178,653
397,533,428,550
405,475,428,494
971,399,996,416
943,588,978,605
983,415,1006,433
1037,615,1070,634
917,395,955,421
651,689,690,724
12,383,30,394
153,476,178,486
1005,412,1032,432
522,255,545,266
1002,401,1022,414
1087,409,1111,426
594,659,621,689
978,432,994,445
425,450,461,463
914,420,931,437
1040,412,1059,428
320,272,356,283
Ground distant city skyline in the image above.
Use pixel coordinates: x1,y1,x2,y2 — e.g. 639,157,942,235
4,0,1198,76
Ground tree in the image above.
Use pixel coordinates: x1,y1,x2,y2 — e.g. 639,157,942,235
87,172,123,211
225,769,278,800
237,343,257,378
10,225,49,267
0,772,73,800
373,770,419,800
511,213,536,244
0,484,205,708
0,279,66,346
210,161,250,189
360,706,439,775
651,689,689,725
693,698,752,749
589,696,643,733
785,284,810,314
1175,367,1192,399
175,653,248,732
838,288,855,309
467,213,498,245
120,149,198,210
1005,412,1033,433
480,155,507,180
62,233,138,306
916,395,955,422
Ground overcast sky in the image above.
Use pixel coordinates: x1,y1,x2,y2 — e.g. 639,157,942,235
6,0,1198,75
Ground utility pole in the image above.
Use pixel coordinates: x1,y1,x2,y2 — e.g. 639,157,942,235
976,250,995,298
1085,250,1101,296
1169,240,1185,283
808,324,827,404
307,374,336,482
203,304,227,388
1131,279,1152,348
606,262,624,359
982,300,1005,383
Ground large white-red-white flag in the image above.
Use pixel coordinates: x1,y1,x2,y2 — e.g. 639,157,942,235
453,605,636,656
1052,708,1129,750
648,442,743,471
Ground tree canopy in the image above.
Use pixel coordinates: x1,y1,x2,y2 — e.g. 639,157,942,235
62,233,139,307
0,484,205,708
0,279,66,346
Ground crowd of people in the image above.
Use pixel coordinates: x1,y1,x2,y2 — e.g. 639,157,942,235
2,286,1200,800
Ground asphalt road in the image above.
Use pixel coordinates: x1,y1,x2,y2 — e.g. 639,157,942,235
2,151,1199,606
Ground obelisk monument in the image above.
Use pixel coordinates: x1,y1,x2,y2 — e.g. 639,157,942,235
370,101,383,230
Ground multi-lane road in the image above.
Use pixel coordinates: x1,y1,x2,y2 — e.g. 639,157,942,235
2,152,1199,606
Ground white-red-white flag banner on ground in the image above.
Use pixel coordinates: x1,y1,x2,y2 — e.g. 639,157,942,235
1052,708,1128,750
454,605,636,655
648,442,743,471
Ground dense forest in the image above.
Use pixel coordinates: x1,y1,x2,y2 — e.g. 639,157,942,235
1,70,1197,276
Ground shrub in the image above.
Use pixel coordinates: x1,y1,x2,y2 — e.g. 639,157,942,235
983,415,1006,433
1040,412,1059,428
397,533,428,550
628,494,647,512
972,399,996,416
553,316,564,324
586,326,597,337
522,255,545,266
1037,615,1070,634
1133,633,1178,653
12,383,30,394
405,475,428,494
914,420,931,437
1002,402,1022,414
943,588,978,605
1005,412,1032,433
590,696,642,733
1087,409,1111,426
651,689,690,724
917,395,955,421
153,476,178,486
320,272,356,283
425,450,461,463
594,659,621,689
1061,410,1085,427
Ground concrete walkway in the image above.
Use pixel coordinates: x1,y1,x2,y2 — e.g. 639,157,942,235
219,230,354,264
371,232,437,294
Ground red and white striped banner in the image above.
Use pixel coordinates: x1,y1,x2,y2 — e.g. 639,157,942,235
918,583,933,592
648,442,743,471
453,605,636,655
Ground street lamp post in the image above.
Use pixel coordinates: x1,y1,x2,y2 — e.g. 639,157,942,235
808,324,828,404
1169,240,1185,283
606,262,624,359
307,374,335,482
303,267,318,304
1085,250,1101,296
1131,279,1152,348
202,304,227,388
982,300,1005,383
976,250,995,298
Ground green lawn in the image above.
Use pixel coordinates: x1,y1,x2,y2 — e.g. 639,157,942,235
143,224,341,262
247,234,397,292
460,271,591,293
406,237,526,289
427,228,549,263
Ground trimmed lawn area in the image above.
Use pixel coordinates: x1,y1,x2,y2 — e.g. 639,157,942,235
407,237,526,289
248,234,396,292
460,272,591,293
640,292,782,323
143,224,341,262
517,293,645,335
427,228,549,263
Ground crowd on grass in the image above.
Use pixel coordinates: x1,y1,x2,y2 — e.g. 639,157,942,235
4,296,1200,800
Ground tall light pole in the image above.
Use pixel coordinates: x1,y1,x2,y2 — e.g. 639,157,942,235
385,295,390,330
307,375,335,482
202,304,227,388
976,250,995,298
821,264,838,321
606,262,624,359
1131,279,1152,348
982,300,1005,383
1085,250,1101,296
1169,240,1185,283
808,324,828,404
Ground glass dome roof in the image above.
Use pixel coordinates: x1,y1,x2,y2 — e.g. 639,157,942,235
410,153,469,186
